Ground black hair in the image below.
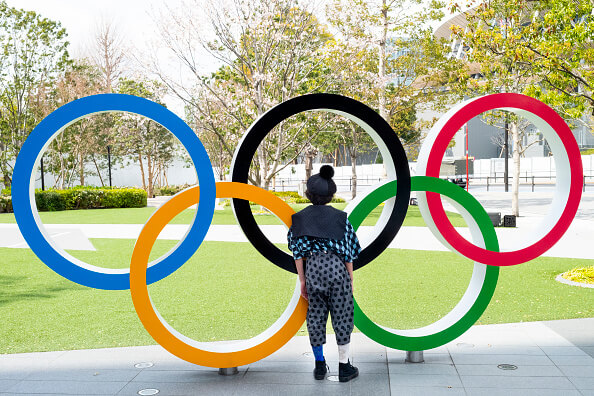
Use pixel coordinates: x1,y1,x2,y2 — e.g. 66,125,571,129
305,189,333,205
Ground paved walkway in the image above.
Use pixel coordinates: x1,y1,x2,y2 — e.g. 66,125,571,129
3,191,594,259
0,319,593,395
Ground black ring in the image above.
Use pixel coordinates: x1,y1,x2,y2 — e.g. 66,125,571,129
231,93,411,274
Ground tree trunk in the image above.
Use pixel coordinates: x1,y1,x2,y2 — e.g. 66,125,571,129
304,144,317,181
58,152,65,189
334,147,339,167
378,0,388,123
351,152,357,200
379,0,389,179
350,125,358,200
91,155,105,187
256,145,266,188
147,153,154,198
511,122,520,217
79,150,85,186
138,152,146,191
2,174,10,189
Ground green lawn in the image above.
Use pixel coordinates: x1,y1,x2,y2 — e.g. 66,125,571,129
0,203,467,227
0,239,592,354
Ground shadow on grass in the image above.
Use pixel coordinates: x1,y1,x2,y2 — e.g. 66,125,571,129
0,274,83,306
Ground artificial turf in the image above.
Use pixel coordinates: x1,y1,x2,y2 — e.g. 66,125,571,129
0,239,592,354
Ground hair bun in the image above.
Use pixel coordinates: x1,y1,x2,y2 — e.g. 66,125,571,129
319,165,334,180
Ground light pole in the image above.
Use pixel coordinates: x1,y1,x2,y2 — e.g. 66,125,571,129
465,123,469,192
40,156,45,191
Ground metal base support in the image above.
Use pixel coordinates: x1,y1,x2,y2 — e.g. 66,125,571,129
406,351,424,363
218,367,238,376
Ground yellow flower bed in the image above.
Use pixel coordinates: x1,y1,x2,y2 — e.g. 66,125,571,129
561,266,594,285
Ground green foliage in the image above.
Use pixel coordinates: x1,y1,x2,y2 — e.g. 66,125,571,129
34,191,66,212
272,191,301,198
0,195,12,213
293,196,346,204
154,184,191,196
117,78,176,197
452,0,593,124
32,187,146,212
0,1,70,187
1,187,10,195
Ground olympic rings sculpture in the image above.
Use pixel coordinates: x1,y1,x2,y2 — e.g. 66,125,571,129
11,92,583,368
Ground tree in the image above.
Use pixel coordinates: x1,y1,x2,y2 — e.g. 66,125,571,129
521,0,594,133
90,20,127,93
0,1,70,188
319,39,377,198
152,0,334,189
326,0,455,152
117,78,176,197
44,60,107,188
451,0,568,216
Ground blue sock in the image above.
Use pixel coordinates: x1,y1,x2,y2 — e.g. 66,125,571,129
312,345,324,362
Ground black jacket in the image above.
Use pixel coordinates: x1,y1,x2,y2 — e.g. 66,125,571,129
290,205,347,241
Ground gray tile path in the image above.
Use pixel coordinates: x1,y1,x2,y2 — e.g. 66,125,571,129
0,319,592,395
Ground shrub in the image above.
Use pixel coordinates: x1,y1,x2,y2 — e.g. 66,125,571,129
271,191,304,204
28,187,147,212
272,191,301,199
154,184,191,196
100,188,146,208
0,196,12,213
294,196,345,204
35,190,66,211
1,187,10,195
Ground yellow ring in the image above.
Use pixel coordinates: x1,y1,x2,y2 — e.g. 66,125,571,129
130,182,307,368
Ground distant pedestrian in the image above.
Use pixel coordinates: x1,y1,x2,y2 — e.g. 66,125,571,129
287,165,361,382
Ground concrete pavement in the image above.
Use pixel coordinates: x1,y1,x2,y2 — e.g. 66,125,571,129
0,319,593,395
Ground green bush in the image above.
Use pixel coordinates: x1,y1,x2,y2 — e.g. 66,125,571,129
271,191,304,204
272,191,301,199
294,196,345,204
1,187,10,195
35,191,66,211
0,196,12,213
29,187,147,212
154,184,191,196
100,188,146,208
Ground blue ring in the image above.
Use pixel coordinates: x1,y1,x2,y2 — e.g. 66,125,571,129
12,94,216,290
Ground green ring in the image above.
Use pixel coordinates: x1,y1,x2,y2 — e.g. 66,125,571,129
348,176,500,351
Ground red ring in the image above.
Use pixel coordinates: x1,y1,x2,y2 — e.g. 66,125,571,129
424,93,582,266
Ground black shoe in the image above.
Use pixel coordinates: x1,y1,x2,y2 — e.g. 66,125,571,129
339,360,359,382
313,360,328,380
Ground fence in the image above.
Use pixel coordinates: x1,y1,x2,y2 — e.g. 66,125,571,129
272,176,385,193
467,174,594,192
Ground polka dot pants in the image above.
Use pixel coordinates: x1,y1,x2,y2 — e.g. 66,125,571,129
305,251,353,347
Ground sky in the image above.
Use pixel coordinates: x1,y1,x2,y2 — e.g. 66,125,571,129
4,0,457,115
4,0,190,113
5,0,173,56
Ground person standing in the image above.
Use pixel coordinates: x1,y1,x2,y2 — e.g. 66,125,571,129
287,165,361,382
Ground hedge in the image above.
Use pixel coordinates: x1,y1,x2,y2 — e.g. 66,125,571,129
154,184,191,196
0,187,147,213
217,191,345,207
0,196,12,213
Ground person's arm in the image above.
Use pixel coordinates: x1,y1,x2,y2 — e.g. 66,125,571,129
345,261,354,290
295,258,308,300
